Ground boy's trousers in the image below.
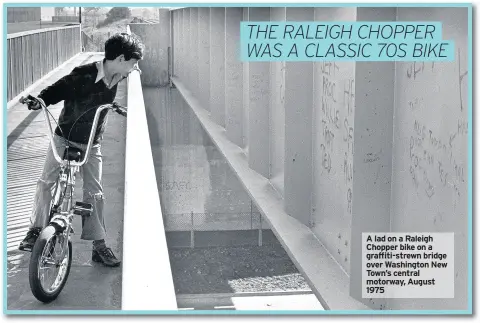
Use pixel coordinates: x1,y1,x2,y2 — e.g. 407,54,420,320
30,134,106,240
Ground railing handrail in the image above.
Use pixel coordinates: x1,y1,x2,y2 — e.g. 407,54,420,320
7,24,80,39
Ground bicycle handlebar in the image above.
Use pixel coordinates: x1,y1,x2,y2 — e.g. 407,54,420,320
19,95,127,167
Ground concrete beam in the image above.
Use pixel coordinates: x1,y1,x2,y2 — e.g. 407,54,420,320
247,7,270,178
269,7,286,197
225,7,244,147
284,8,314,226
183,9,190,87
172,9,179,78
191,8,199,97
349,7,396,310
242,8,249,152
210,7,225,125
180,9,185,81
198,8,211,111
310,7,356,282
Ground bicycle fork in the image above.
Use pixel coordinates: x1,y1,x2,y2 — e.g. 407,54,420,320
49,165,94,262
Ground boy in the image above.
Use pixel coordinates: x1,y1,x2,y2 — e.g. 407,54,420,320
19,33,145,267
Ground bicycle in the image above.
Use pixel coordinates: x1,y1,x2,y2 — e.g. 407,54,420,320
18,94,127,303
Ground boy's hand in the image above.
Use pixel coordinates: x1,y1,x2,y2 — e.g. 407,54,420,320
19,95,41,110
27,100,41,111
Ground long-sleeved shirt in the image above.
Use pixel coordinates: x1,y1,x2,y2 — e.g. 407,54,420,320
38,60,118,145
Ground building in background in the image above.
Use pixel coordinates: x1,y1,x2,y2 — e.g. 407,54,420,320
7,7,40,23
7,7,73,23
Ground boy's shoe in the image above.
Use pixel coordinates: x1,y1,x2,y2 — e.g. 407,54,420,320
92,247,121,267
18,227,42,252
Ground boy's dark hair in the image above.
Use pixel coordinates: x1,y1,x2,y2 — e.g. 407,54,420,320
104,32,145,61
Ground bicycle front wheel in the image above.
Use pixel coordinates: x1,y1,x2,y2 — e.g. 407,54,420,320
29,225,72,303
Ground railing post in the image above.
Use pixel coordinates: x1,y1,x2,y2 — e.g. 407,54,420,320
258,213,263,247
250,201,253,230
190,211,195,249
168,46,173,87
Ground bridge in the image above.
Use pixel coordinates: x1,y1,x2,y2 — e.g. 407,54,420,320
5,6,470,313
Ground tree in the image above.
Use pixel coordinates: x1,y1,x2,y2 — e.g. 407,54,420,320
84,7,101,14
106,7,131,21
97,7,131,28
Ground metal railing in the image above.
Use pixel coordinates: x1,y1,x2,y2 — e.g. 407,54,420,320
7,25,81,102
166,212,267,247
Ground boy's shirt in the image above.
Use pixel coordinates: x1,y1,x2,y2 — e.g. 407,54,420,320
38,60,118,145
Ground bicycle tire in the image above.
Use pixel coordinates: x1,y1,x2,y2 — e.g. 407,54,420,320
29,226,72,303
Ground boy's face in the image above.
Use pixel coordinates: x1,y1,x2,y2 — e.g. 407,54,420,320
114,55,141,78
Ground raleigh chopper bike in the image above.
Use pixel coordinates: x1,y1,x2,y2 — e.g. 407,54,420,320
18,95,127,303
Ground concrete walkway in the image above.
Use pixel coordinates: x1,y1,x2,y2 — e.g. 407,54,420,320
7,52,127,310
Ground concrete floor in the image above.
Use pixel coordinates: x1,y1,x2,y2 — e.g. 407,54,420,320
177,292,324,311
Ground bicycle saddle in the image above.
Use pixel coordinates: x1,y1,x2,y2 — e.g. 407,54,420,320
63,147,84,162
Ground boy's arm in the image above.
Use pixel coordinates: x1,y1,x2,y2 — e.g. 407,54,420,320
37,67,83,106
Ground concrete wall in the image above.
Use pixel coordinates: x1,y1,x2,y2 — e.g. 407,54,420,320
129,20,170,87
143,87,265,232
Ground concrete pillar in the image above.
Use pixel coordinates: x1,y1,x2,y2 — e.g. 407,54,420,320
198,8,211,111
269,7,286,197
349,8,396,310
284,8,314,226
225,8,244,147
179,9,185,81
210,8,226,126
159,8,172,79
310,7,356,278
185,9,192,90
173,10,179,78
242,8,249,152
191,8,199,97
247,7,270,178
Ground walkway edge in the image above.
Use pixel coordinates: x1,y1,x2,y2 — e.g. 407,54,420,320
122,70,177,310
177,290,314,299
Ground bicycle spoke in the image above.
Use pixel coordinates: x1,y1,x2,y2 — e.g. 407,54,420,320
37,234,70,293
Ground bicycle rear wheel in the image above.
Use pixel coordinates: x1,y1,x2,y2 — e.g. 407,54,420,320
29,226,72,303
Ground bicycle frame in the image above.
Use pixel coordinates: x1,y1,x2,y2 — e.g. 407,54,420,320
23,96,125,236
38,96,115,167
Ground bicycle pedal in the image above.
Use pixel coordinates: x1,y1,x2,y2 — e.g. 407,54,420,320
18,245,32,252
73,202,93,217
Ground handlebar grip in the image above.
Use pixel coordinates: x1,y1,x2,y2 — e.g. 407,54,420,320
19,95,40,110
111,102,127,117
116,108,127,117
